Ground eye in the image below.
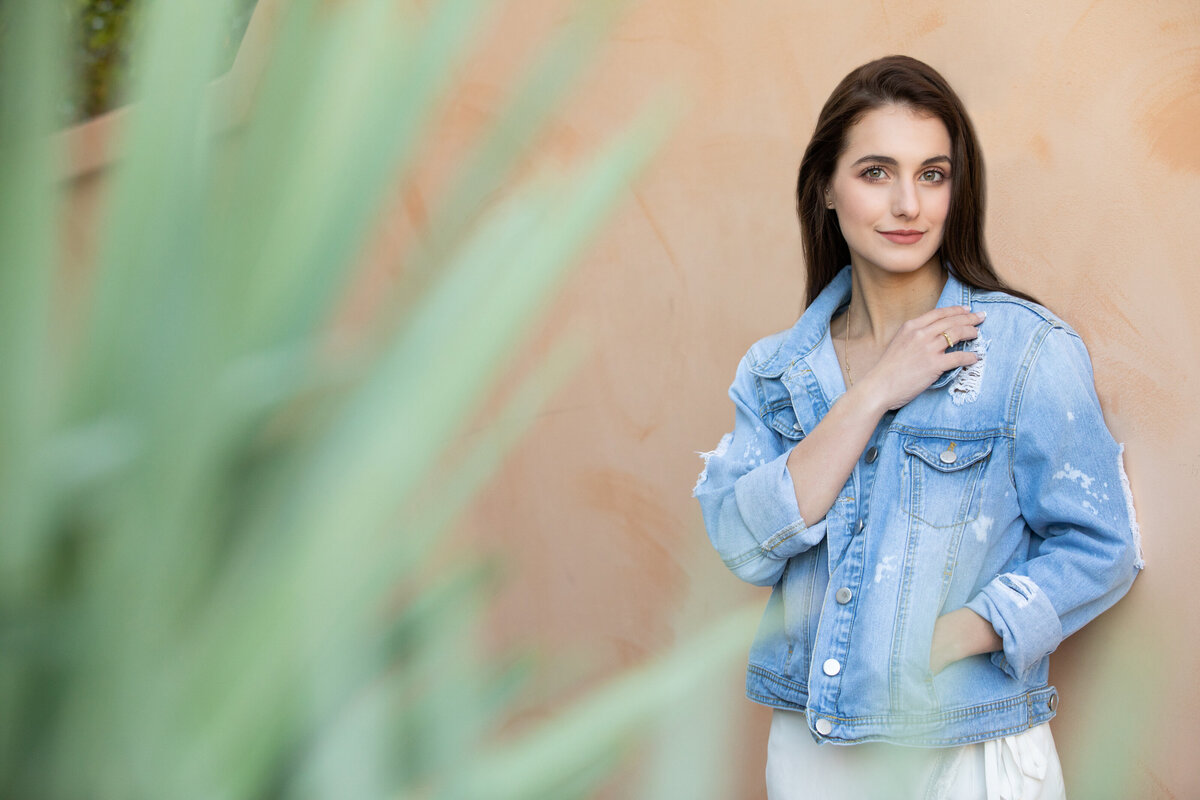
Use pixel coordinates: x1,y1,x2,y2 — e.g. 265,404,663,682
919,168,947,183
861,166,888,181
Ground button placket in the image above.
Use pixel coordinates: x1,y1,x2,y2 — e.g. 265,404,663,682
815,417,886,727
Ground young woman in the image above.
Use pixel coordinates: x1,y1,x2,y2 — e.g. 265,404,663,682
693,56,1143,799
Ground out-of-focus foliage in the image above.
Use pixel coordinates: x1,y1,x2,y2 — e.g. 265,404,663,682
72,0,139,120
0,1,752,799
0,0,257,121
72,0,258,120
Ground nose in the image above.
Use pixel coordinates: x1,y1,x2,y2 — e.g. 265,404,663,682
891,179,919,219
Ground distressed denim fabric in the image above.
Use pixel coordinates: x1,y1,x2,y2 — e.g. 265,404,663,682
693,266,1143,747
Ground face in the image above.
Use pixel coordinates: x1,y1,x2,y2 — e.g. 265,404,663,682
825,104,952,278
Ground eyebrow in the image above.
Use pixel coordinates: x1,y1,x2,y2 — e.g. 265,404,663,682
850,154,952,167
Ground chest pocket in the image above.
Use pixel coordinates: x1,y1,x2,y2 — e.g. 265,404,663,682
902,434,993,528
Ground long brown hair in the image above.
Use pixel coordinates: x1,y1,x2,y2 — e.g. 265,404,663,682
796,55,1036,308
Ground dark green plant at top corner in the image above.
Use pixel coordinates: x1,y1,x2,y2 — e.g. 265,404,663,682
0,0,262,123
0,1,751,799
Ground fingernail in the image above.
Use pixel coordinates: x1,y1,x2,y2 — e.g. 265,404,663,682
977,310,987,320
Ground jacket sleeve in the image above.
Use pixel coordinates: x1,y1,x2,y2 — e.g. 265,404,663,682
965,325,1144,682
692,355,827,587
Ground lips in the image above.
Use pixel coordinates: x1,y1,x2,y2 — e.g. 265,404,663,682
878,229,924,244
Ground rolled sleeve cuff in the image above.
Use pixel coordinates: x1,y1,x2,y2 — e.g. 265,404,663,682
966,573,1063,683
732,450,824,558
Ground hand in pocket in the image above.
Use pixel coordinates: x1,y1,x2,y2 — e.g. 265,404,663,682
929,607,1002,674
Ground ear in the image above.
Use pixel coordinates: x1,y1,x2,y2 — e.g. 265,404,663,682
824,187,834,210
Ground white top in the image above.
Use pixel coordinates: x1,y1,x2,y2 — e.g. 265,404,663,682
765,708,1066,800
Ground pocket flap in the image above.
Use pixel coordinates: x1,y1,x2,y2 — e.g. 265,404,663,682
903,435,993,472
764,400,804,440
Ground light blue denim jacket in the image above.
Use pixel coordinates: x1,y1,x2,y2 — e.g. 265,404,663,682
693,266,1143,747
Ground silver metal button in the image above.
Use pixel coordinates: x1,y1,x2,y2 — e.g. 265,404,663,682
823,658,841,677
793,422,802,431
815,718,833,736
856,517,865,533
1048,694,1059,712
835,587,852,604
939,448,957,464
865,445,878,463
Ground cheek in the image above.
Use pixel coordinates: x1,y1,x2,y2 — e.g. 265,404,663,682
929,188,952,224
834,185,883,223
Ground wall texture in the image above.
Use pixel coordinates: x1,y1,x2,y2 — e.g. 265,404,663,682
434,1,1200,797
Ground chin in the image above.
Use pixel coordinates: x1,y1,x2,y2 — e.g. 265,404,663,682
860,253,941,276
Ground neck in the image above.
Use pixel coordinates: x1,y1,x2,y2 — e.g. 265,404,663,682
845,258,947,346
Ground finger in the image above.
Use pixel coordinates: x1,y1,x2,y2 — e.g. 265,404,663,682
925,309,985,333
940,324,982,347
942,350,980,370
946,310,986,328
923,314,985,345
911,304,972,328
925,325,974,351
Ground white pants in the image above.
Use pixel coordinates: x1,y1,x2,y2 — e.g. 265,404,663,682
765,709,1066,800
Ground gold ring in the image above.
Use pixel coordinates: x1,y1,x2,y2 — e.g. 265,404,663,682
941,331,954,349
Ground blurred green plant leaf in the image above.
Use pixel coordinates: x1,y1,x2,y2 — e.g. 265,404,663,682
0,1,752,799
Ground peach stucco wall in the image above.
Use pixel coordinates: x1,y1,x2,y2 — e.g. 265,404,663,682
443,1,1199,797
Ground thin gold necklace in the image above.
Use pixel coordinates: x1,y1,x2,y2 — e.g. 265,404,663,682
842,306,854,387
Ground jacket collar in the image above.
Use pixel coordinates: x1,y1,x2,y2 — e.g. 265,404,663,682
748,263,975,389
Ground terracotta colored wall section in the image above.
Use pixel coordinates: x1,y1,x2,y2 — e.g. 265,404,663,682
444,2,1199,797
